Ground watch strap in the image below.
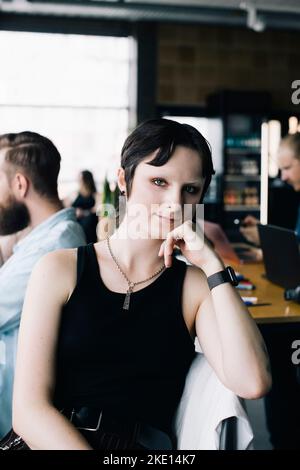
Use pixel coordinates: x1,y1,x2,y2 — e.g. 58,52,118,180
207,267,238,290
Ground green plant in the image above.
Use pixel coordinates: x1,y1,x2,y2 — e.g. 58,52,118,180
101,175,118,217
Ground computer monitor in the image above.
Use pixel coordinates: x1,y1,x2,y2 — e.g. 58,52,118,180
258,224,300,289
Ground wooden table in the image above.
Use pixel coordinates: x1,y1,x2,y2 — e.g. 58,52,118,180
235,262,300,324
234,262,300,449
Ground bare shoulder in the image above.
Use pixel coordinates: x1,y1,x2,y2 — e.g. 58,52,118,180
31,248,78,303
183,263,210,308
181,262,210,333
34,247,77,271
93,239,109,259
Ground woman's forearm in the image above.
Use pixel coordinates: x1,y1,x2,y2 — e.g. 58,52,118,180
211,284,271,397
13,404,93,450
202,261,272,398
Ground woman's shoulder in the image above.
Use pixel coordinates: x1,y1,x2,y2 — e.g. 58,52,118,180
177,260,209,329
31,248,78,301
38,247,78,267
186,264,208,288
180,261,210,307
175,256,207,283
92,239,109,262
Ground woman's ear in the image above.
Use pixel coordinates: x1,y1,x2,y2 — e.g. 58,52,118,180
117,167,126,194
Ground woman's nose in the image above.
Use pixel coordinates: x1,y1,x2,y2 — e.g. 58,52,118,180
160,202,183,221
166,188,184,205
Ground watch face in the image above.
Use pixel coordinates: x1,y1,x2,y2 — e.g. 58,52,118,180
227,266,239,286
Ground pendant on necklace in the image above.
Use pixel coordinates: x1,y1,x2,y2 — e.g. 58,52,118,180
123,284,134,310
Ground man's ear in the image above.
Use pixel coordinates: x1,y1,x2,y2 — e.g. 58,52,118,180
12,172,30,199
117,167,126,193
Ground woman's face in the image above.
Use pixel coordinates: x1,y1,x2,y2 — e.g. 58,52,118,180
123,145,205,239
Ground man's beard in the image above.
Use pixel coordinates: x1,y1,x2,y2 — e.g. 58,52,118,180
0,195,30,235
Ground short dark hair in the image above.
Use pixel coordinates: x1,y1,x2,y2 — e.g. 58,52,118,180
121,118,215,202
0,131,61,200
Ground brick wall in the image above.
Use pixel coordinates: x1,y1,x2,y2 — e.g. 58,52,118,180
158,23,300,110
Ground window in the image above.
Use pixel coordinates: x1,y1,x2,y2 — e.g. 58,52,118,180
0,31,131,197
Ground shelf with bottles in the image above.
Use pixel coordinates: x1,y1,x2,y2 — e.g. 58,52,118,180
224,175,261,182
226,148,261,156
203,174,221,204
223,185,260,208
226,155,260,177
225,135,261,150
224,205,260,212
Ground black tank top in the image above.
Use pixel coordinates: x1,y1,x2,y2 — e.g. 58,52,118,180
54,244,196,434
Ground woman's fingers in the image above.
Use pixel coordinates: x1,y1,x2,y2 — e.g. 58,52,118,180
158,229,184,266
166,234,178,267
158,241,165,257
158,239,172,267
158,221,200,266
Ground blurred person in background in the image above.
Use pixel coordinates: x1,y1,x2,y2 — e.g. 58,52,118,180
0,131,86,439
65,170,99,243
240,133,300,248
241,132,300,449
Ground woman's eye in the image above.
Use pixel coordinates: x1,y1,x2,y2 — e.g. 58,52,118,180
184,186,199,194
151,179,199,194
152,178,166,186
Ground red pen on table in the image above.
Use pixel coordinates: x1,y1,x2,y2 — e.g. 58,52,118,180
237,280,256,290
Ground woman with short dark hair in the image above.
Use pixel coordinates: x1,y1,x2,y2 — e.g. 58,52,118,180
12,119,271,450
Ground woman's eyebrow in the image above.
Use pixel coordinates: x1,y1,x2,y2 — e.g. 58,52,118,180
184,180,203,185
148,173,203,184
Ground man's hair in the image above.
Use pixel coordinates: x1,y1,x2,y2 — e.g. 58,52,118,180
121,118,215,203
281,132,300,161
0,131,61,200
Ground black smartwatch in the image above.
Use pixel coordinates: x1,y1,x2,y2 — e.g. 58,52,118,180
207,266,239,291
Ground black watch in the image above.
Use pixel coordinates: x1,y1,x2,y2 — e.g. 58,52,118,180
207,266,239,291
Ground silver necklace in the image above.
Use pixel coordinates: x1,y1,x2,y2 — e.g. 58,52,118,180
106,237,166,310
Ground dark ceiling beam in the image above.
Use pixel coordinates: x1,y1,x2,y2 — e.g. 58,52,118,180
1,1,300,30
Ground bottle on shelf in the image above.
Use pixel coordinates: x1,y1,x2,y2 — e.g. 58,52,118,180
243,186,259,206
240,160,259,175
225,135,261,149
